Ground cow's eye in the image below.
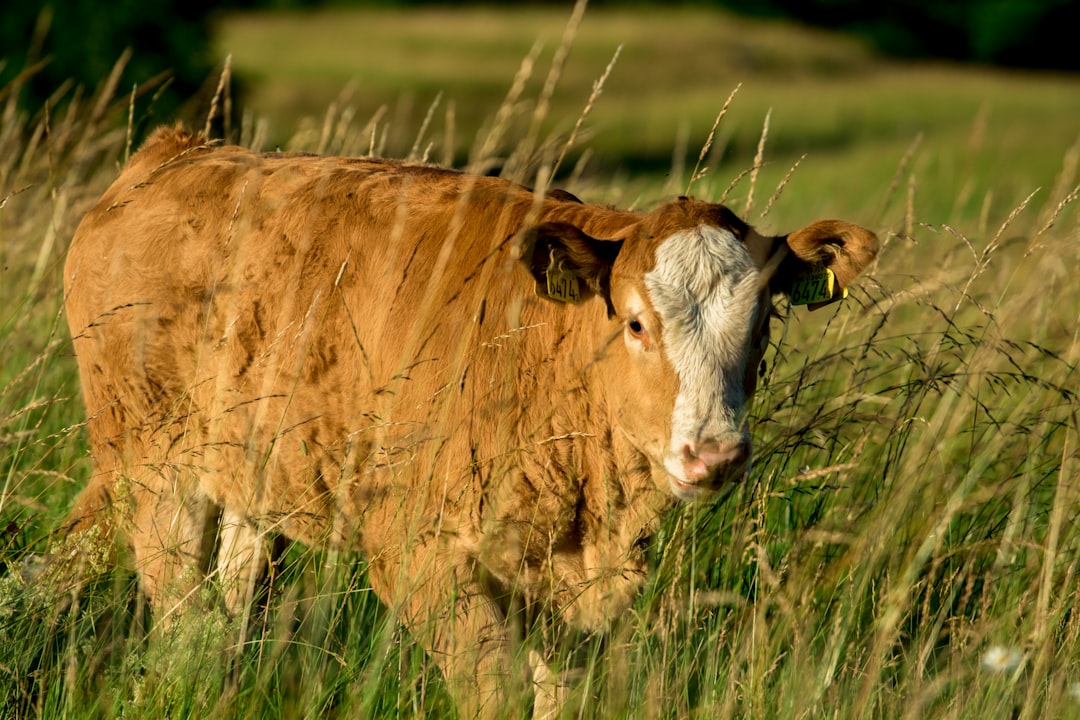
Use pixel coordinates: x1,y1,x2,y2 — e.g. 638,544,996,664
627,318,652,349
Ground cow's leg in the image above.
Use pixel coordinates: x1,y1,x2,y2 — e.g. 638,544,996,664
528,650,569,720
434,578,514,720
23,472,119,598
369,550,520,719
60,472,114,538
215,508,270,617
127,465,217,624
56,472,118,561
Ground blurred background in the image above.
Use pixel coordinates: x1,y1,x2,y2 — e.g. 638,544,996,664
3,1,1077,157
2,0,1079,230
5,0,1079,114
4,1,1078,240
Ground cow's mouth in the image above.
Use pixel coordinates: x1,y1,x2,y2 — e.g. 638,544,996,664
666,471,745,503
667,474,718,502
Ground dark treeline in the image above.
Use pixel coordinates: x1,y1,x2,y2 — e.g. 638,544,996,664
713,0,1080,70
1,0,227,125
2,0,1077,122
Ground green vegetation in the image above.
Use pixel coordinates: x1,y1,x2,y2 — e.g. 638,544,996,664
2,6,1078,718
0,0,221,127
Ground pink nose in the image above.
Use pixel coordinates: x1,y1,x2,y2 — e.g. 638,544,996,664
681,435,751,486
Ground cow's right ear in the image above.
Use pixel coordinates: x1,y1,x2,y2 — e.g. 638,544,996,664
772,220,879,310
515,222,623,315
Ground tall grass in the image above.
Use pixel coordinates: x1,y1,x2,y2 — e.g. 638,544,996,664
1,7,1079,719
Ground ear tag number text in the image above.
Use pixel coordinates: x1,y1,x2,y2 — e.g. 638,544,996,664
790,266,847,309
545,253,582,303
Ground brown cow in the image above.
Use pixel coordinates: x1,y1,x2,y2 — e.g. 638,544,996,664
60,124,877,717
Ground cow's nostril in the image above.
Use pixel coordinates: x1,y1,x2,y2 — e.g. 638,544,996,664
682,436,750,484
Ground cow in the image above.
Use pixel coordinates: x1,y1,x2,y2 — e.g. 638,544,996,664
59,124,877,717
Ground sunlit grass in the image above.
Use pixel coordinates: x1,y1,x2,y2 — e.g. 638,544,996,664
1,5,1079,719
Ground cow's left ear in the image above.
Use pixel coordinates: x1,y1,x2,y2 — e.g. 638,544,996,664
515,222,623,315
772,220,879,308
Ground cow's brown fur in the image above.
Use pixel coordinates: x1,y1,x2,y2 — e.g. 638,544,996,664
61,124,877,717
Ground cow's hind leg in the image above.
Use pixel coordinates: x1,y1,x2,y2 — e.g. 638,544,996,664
528,650,571,720
215,508,272,618
127,464,218,624
52,472,118,570
20,472,119,603
24,460,215,630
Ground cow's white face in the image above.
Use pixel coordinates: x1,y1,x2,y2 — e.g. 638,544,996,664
645,225,763,499
610,225,768,501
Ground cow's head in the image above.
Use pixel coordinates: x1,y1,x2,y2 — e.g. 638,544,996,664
519,198,878,501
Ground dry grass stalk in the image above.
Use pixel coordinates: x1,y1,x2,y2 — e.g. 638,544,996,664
686,83,741,196
468,39,542,174
759,153,805,220
879,132,922,227
125,83,136,163
203,54,232,138
552,44,621,179
409,91,442,161
503,0,588,181
743,108,770,216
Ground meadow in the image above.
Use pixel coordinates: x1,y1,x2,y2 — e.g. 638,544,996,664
1,4,1079,718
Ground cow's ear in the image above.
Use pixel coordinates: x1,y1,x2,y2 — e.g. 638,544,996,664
516,222,623,314
773,220,878,310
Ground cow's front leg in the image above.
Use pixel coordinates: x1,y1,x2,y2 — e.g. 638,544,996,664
369,547,523,719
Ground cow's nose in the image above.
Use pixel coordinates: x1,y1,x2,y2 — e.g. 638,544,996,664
681,435,751,485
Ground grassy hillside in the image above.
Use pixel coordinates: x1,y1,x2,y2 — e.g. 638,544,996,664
216,7,1080,221
1,5,1079,718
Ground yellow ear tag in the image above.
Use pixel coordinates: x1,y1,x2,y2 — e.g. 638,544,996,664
545,253,582,303
790,266,847,310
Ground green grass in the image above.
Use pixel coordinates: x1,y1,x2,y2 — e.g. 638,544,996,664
2,5,1080,719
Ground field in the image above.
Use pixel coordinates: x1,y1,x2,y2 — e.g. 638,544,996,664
2,4,1080,718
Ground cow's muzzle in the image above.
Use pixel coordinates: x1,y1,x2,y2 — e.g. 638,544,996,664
665,433,751,501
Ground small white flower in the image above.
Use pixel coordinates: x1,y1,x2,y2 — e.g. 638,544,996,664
981,645,1023,674
1068,682,1080,701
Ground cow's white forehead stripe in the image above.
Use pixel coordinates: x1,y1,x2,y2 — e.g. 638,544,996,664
644,225,760,444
